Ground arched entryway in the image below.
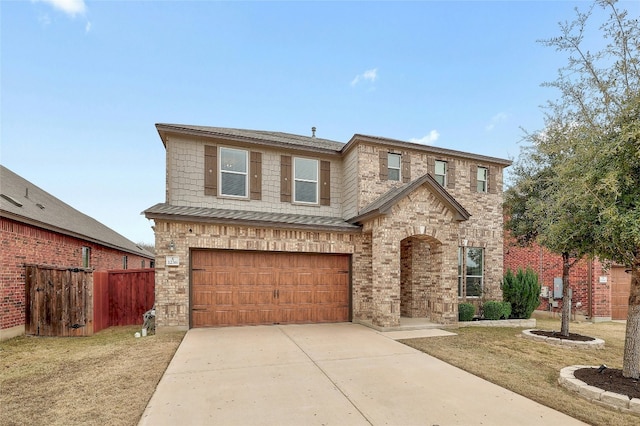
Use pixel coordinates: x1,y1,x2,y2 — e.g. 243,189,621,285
400,235,443,321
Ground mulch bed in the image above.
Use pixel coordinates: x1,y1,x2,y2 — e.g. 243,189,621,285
530,329,595,342
574,367,640,400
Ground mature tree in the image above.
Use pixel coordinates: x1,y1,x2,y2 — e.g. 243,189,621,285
508,0,640,376
504,121,596,336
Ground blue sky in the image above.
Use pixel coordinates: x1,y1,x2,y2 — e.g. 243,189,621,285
2,0,634,245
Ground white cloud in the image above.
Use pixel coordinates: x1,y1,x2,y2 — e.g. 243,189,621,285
410,130,440,145
36,0,87,17
351,68,378,86
485,112,508,131
85,21,92,33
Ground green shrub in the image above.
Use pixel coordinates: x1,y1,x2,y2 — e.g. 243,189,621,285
458,302,475,321
482,301,503,320
501,268,541,319
501,301,512,319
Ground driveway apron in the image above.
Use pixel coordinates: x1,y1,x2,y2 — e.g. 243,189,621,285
139,323,586,426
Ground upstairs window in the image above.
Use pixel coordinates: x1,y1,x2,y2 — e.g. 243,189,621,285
294,157,318,204
477,166,488,193
122,256,128,270
387,153,401,181
434,160,447,186
220,147,248,197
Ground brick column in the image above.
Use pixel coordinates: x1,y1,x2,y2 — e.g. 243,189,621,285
371,222,401,328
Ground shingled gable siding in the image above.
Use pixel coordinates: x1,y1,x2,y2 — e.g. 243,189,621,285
320,160,331,206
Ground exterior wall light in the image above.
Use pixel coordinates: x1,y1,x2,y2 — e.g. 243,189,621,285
168,241,176,251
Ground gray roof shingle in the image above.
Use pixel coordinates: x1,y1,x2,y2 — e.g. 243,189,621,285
143,203,360,232
156,124,345,153
1,165,154,259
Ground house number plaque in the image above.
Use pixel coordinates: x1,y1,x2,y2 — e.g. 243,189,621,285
166,256,180,266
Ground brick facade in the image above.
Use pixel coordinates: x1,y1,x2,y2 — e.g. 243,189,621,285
504,235,613,320
0,217,152,338
147,125,510,330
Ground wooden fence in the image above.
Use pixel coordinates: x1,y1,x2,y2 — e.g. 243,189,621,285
25,265,154,336
93,269,155,333
25,265,94,337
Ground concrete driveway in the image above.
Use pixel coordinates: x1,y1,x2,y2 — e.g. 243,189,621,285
139,323,585,426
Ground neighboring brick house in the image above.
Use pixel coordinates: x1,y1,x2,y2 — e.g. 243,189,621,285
144,124,511,331
504,237,631,321
0,165,154,340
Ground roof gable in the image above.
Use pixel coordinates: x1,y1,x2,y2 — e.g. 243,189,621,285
348,174,471,224
0,165,153,259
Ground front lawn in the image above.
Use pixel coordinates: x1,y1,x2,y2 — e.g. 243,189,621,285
402,315,638,426
0,326,185,426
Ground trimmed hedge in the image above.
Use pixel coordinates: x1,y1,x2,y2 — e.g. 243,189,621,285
483,301,512,320
458,302,476,321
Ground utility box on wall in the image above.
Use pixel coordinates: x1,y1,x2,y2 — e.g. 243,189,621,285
553,277,563,299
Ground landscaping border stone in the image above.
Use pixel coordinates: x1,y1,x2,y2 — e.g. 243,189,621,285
458,318,536,328
559,366,640,416
522,329,605,349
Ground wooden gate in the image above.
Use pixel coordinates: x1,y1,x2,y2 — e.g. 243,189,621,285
25,264,93,337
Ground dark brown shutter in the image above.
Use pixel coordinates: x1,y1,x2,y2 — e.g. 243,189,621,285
320,160,331,206
379,150,388,181
447,160,456,189
470,165,478,192
204,145,217,196
402,153,411,183
250,151,262,200
280,155,291,202
489,166,498,194
427,157,435,176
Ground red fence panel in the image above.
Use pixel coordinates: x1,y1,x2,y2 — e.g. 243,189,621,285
93,271,110,333
93,269,154,331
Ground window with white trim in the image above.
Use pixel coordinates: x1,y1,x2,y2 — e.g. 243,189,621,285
220,147,248,197
477,166,488,193
294,157,318,204
434,160,447,186
388,153,401,181
458,247,484,298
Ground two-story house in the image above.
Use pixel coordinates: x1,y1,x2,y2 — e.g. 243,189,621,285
144,124,511,331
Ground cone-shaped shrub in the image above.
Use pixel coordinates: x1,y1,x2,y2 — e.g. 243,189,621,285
501,268,540,319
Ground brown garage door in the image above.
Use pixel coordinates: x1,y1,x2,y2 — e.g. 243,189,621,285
611,266,631,320
191,250,351,327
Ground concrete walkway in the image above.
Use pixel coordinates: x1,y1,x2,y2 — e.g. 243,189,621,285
139,323,585,426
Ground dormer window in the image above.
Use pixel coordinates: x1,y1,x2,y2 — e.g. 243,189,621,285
220,147,248,197
387,153,401,181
